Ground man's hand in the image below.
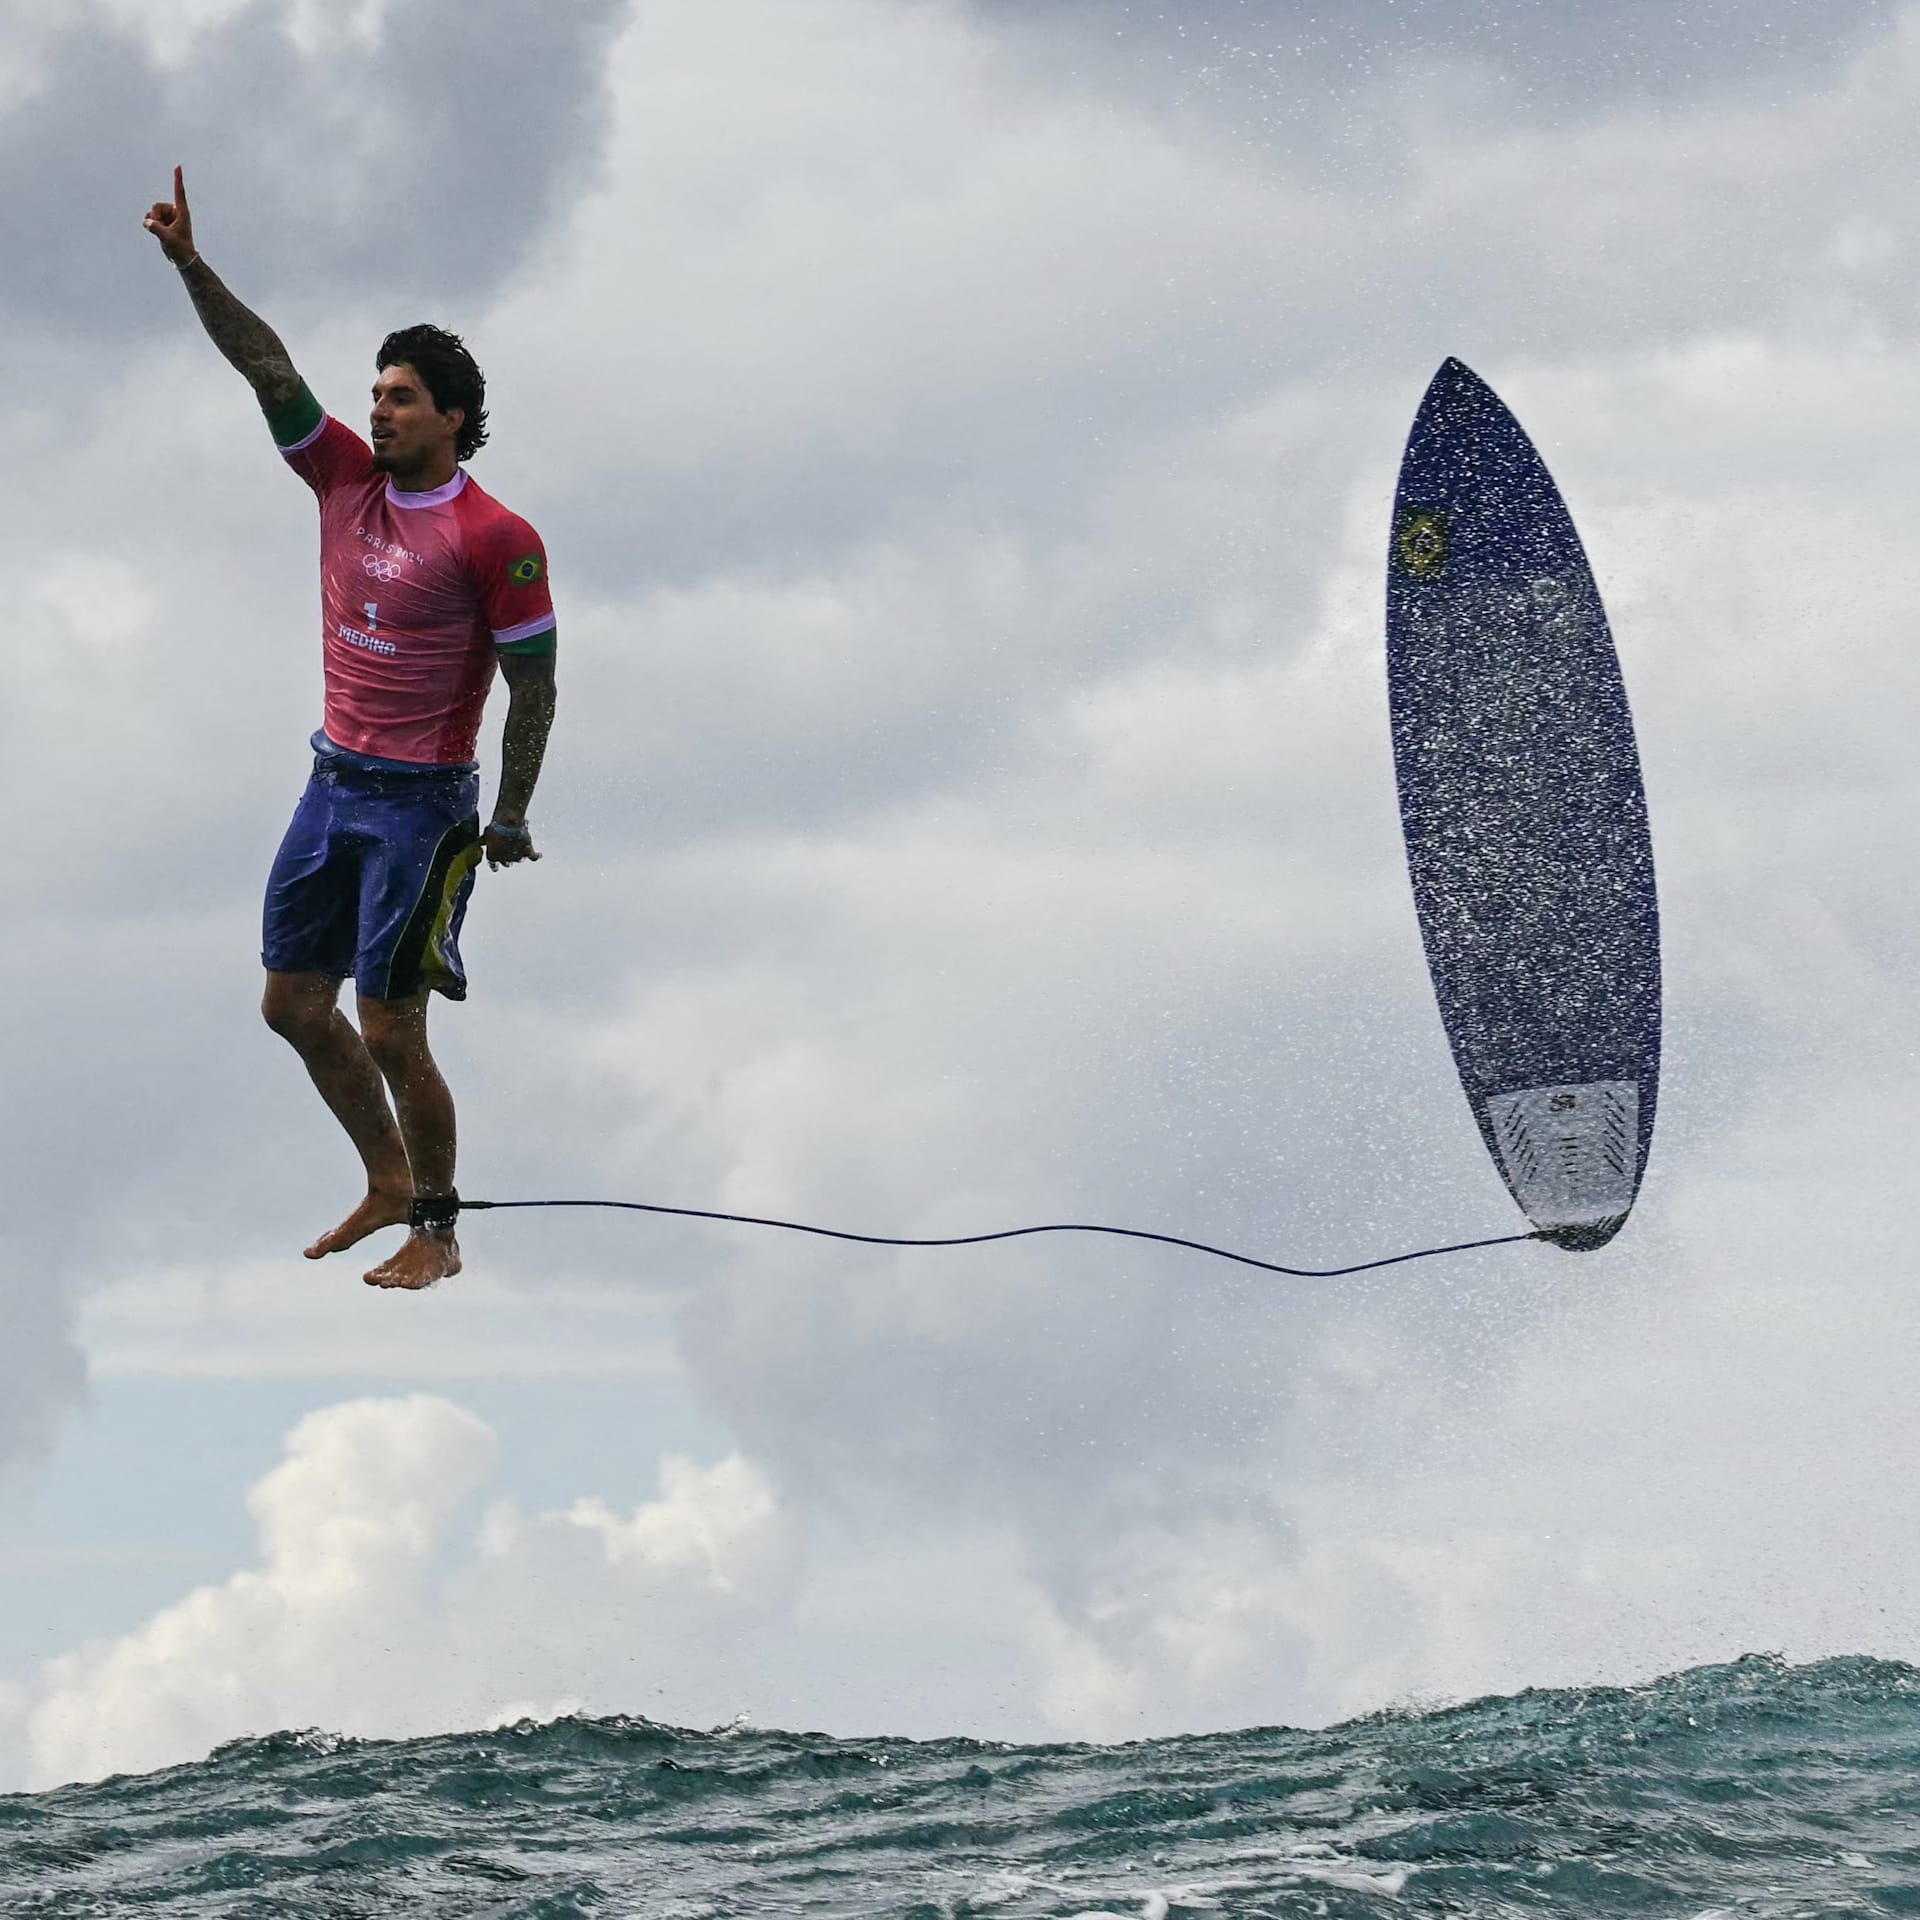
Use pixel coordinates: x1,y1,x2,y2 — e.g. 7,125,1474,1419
143,167,304,405
143,165,196,266
483,821,541,870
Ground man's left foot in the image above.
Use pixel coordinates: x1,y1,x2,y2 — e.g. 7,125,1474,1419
364,1229,461,1291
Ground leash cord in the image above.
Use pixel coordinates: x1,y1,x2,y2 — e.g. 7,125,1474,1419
456,1197,1542,1279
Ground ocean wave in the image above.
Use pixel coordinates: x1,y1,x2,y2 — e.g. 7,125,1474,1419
5,1654,1918,1916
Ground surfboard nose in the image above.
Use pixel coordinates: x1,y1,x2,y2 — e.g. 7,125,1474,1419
1422,356,1493,407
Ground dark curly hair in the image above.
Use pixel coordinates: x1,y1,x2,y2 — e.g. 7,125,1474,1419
376,323,490,462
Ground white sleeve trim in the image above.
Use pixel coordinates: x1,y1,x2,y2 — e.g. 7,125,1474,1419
493,613,557,646
277,412,330,457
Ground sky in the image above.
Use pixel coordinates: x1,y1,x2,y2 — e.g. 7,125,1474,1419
1,0,1918,1791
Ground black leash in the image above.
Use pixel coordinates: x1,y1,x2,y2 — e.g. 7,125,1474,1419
443,1195,1543,1279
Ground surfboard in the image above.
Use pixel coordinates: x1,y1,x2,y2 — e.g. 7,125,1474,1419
1386,358,1660,1250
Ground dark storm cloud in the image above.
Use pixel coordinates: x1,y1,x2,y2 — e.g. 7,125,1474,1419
0,0,625,338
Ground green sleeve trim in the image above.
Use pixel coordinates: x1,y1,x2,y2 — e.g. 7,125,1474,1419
497,625,557,658
263,381,324,450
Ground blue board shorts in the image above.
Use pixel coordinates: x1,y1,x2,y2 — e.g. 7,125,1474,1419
262,736,484,1002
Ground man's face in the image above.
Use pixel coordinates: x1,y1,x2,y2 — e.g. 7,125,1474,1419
369,362,461,475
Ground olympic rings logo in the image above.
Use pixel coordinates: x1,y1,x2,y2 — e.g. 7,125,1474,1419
362,554,402,582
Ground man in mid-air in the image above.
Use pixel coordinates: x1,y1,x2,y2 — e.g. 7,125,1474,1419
144,166,558,1292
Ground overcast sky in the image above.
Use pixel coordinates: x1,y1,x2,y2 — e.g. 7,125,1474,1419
3,0,1919,1791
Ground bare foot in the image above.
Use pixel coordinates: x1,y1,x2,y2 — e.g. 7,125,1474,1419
305,1187,413,1259
364,1229,461,1291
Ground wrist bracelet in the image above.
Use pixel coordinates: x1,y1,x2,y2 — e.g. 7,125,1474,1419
489,819,531,839
175,252,202,272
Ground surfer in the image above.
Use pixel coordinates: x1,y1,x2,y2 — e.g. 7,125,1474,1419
143,166,558,1291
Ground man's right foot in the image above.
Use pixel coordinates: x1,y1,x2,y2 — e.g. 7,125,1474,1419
305,1188,412,1259
364,1228,461,1291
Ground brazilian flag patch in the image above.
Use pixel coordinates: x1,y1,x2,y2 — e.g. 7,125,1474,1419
1393,508,1450,581
508,553,544,587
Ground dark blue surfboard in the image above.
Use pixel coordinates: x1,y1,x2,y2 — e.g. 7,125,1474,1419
1386,359,1659,1250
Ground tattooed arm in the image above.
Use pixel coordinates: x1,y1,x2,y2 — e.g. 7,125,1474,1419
484,649,558,868
143,166,304,409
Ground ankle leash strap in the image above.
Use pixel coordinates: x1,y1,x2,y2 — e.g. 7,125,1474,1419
408,1192,460,1233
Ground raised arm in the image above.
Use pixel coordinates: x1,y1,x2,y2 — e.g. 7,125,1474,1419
143,166,304,409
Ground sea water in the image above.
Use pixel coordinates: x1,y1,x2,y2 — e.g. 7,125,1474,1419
5,1654,1918,1916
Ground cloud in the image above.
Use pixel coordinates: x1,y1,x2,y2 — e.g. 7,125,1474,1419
23,1395,495,1786
970,0,1895,121
75,1260,683,1381
0,0,625,340
487,0,1345,583
8,0,1920,1788
19,1396,796,1789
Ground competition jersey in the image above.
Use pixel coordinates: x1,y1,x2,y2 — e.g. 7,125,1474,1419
277,409,555,767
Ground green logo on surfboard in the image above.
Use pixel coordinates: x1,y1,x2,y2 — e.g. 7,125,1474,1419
1394,508,1450,580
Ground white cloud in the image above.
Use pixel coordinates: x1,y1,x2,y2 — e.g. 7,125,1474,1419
558,1453,786,1590
490,0,1330,559
20,1398,798,1789
78,1260,683,1381
280,0,389,60
9,0,1920,1792
92,0,258,66
25,1396,495,1787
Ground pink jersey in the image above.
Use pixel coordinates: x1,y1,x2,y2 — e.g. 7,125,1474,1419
279,413,556,765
